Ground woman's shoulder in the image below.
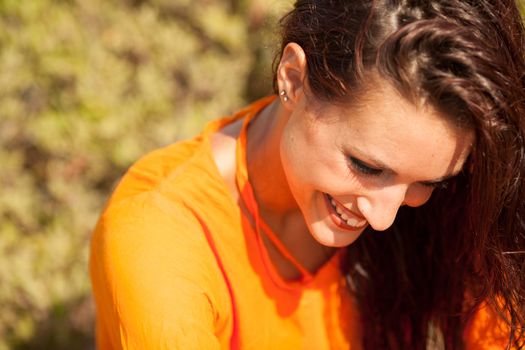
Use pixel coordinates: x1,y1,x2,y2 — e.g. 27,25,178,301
91,187,217,277
89,133,234,301
108,135,208,204
91,130,226,267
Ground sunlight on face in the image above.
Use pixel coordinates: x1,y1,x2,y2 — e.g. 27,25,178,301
280,79,473,247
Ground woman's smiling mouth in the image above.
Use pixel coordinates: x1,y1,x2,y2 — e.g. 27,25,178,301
323,193,368,231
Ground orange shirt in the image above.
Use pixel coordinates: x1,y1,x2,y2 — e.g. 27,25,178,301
90,97,511,349
90,97,360,349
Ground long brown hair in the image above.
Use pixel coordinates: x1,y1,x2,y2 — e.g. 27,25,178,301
276,0,525,348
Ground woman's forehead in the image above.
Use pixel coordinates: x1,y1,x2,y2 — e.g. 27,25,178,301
309,80,474,182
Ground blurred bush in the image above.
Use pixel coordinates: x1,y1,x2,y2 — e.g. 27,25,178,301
0,0,292,348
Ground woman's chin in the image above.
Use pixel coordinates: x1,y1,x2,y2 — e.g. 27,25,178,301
308,220,366,248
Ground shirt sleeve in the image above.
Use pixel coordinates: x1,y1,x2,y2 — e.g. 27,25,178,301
90,192,229,350
463,301,513,350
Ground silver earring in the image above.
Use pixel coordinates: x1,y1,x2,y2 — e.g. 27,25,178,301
280,90,289,102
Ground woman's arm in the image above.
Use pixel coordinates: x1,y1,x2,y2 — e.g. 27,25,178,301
90,194,231,349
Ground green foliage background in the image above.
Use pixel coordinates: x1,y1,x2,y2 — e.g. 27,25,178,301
0,0,292,348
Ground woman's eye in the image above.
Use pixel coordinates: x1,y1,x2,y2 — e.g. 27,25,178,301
348,157,383,176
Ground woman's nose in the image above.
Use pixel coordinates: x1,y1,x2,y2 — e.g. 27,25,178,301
356,183,431,231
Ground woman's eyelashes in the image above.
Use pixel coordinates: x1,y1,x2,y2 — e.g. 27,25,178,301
347,155,453,190
420,179,450,190
347,156,383,176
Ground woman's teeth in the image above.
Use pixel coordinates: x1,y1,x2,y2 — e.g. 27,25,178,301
330,198,366,228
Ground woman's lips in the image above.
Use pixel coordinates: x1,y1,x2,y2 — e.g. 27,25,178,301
323,193,367,230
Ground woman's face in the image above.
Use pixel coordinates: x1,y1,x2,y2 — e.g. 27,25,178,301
279,82,473,248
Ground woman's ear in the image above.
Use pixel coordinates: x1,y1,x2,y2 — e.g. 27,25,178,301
276,43,307,108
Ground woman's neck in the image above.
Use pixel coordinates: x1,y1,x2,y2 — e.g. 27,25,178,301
246,100,296,216
245,100,337,278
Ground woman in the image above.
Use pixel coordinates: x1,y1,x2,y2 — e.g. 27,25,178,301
90,0,525,348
